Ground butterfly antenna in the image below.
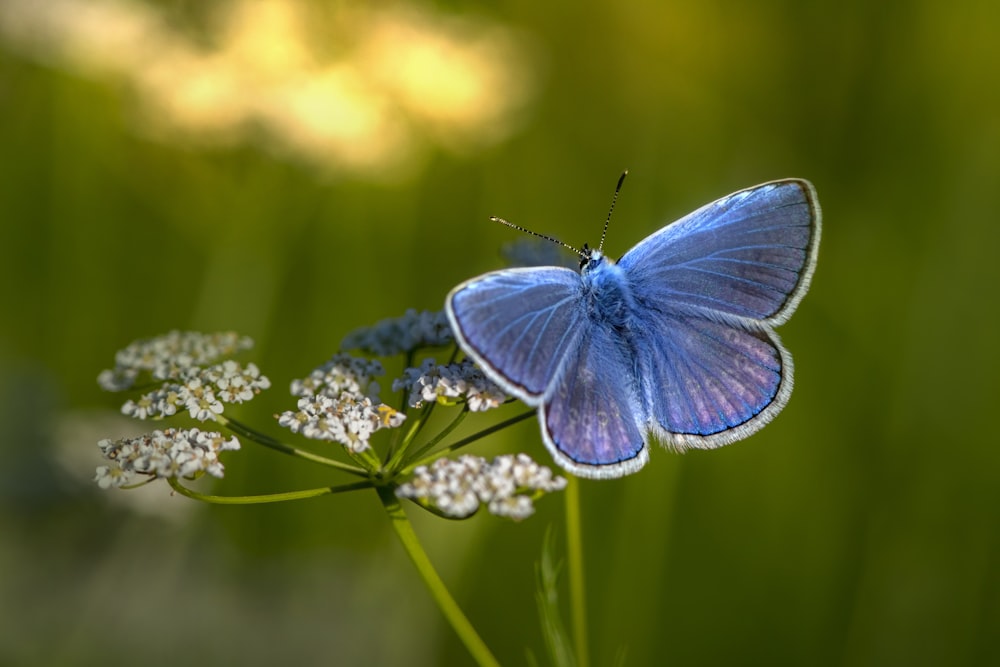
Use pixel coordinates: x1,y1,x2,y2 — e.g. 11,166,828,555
598,170,628,253
489,216,583,257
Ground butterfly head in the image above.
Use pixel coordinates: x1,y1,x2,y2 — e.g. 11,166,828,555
579,243,610,273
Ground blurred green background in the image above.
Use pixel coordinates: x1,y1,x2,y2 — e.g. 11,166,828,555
2,0,998,665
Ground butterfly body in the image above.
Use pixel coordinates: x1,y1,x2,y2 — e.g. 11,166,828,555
447,179,820,479
580,252,635,330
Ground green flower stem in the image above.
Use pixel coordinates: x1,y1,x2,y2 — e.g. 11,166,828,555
385,404,430,466
384,404,435,471
167,477,372,503
376,485,500,667
347,443,384,471
396,407,469,470
404,409,535,472
219,416,368,476
565,475,590,667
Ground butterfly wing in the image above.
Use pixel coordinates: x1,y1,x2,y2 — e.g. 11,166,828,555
448,265,649,478
632,309,791,449
619,179,820,450
540,320,649,478
446,267,586,400
618,179,820,325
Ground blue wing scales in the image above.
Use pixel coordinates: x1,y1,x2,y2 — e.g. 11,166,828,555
446,268,586,399
541,322,648,478
632,311,791,449
618,180,820,324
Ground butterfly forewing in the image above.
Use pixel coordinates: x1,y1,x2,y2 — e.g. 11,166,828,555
618,180,820,324
446,267,587,400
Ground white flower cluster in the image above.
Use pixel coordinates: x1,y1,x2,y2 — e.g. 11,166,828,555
98,330,254,391
396,454,567,520
277,393,405,453
341,309,453,356
120,360,271,422
290,354,383,400
95,428,241,489
392,358,508,412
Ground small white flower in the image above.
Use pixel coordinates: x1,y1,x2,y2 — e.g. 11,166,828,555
290,354,383,400
94,462,133,489
183,382,225,421
277,392,405,453
341,309,453,356
94,428,241,487
121,395,157,420
392,359,507,411
487,495,535,520
98,331,255,391
396,453,566,520
97,368,138,392
121,382,185,420
211,359,269,402
117,362,270,421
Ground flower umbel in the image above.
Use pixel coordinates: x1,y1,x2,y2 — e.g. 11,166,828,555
393,358,507,412
397,454,567,520
98,330,255,391
100,331,269,423
278,353,404,453
290,353,384,400
277,392,405,453
341,308,453,356
95,428,240,488
119,361,270,421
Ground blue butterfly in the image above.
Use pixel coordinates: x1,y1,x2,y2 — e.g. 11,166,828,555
446,178,821,479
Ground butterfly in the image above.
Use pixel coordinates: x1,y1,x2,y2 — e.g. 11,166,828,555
446,177,821,479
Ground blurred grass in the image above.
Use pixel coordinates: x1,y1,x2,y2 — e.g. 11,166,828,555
2,0,999,665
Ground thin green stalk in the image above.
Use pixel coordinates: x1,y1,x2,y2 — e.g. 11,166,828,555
565,475,590,667
376,486,500,667
220,416,368,476
404,409,535,472
384,404,436,471
385,406,421,465
386,402,434,465
397,407,469,469
167,477,372,503
346,441,384,471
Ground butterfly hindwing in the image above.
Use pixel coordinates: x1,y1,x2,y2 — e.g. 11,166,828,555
541,321,649,478
631,309,791,449
618,179,820,324
446,267,586,400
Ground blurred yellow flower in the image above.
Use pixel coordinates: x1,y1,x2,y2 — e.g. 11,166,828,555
0,0,538,180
